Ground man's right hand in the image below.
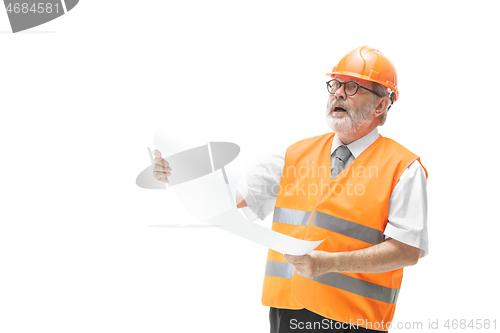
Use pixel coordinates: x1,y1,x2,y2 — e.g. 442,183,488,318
153,149,171,183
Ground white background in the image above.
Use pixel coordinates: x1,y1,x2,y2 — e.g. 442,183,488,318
1,1,499,332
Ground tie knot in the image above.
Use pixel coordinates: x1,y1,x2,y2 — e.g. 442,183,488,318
334,145,352,163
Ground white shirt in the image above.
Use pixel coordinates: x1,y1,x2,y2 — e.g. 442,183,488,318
237,128,429,256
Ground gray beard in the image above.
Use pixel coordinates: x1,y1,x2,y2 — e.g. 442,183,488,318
326,102,374,134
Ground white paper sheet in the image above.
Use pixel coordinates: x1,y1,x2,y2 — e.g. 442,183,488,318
153,129,325,255
205,207,324,255
171,170,233,221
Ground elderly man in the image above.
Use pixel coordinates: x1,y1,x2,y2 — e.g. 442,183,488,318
153,46,428,333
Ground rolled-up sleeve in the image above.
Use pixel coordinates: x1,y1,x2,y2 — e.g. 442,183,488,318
237,149,285,221
384,160,429,256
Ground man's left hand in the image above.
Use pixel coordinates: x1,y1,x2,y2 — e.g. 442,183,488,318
283,251,335,278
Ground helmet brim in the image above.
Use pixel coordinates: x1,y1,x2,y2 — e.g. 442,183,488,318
326,71,399,102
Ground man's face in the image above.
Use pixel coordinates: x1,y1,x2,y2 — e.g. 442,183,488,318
326,75,377,134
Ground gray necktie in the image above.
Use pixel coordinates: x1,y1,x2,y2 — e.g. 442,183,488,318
331,145,352,180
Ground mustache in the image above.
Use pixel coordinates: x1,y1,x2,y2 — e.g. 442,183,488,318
328,100,350,113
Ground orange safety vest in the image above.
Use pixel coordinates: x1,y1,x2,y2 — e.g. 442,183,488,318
262,132,427,331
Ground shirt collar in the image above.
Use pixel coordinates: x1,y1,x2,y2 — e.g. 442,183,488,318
331,128,380,158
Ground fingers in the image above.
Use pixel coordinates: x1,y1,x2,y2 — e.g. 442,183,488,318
153,160,171,175
153,150,169,167
154,171,169,183
152,150,169,169
283,254,299,261
152,149,171,183
153,163,171,172
153,157,169,167
283,254,307,265
153,169,170,182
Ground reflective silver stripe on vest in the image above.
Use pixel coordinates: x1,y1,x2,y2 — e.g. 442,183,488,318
273,207,312,226
298,271,399,304
312,211,384,245
265,260,296,279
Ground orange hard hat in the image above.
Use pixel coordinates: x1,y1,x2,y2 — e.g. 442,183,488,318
326,46,399,102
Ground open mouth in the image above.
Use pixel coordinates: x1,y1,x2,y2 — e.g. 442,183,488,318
333,106,346,112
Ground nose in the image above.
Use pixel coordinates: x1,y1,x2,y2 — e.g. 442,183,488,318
334,83,347,100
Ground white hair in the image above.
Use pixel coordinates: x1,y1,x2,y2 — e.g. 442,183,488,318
370,82,391,126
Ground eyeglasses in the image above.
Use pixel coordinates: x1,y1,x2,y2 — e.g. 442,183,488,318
326,79,382,97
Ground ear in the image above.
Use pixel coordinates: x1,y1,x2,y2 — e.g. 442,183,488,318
373,97,390,117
